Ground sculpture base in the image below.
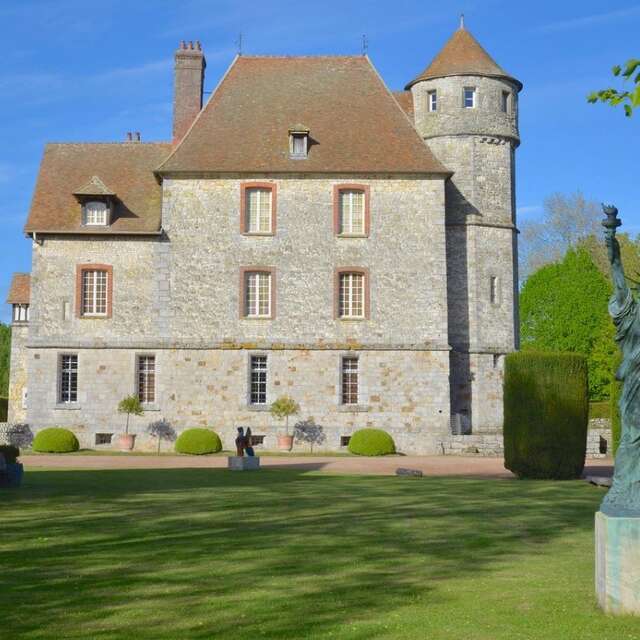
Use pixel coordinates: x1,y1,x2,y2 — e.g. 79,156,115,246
228,456,260,471
595,511,640,615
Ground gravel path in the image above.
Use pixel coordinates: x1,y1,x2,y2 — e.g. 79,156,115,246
21,454,614,478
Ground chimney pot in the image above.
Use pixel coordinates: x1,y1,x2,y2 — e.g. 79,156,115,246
126,131,132,141
180,40,186,49
135,132,141,142
196,40,201,50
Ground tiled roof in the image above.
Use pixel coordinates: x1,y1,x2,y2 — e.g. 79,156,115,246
6,273,30,304
405,27,521,90
393,91,414,119
158,56,449,175
25,143,171,234
73,175,116,197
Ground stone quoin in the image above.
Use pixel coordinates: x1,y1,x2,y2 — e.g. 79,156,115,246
6,23,521,453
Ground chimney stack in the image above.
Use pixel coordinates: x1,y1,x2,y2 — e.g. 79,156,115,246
173,40,206,144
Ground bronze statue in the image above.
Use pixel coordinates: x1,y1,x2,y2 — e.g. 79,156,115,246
601,204,640,516
234,427,256,457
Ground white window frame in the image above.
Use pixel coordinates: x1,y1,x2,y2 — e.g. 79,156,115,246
58,354,78,404
81,269,108,317
463,87,476,108
341,356,359,405
249,355,268,405
245,271,272,318
136,355,156,404
12,304,29,323
245,188,272,234
339,190,365,235
289,133,308,159
339,272,365,319
428,90,437,112
83,200,109,226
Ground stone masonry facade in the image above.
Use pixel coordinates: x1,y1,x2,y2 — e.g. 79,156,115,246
7,27,522,454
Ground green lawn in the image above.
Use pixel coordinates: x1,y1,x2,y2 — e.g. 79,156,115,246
1,469,637,639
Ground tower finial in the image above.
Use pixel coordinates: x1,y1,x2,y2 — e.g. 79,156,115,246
460,13,465,29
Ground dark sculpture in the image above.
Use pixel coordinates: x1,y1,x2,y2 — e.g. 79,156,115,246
601,204,640,516
234,427,255,457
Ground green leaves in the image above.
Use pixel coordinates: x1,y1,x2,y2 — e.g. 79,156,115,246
589,58,640,117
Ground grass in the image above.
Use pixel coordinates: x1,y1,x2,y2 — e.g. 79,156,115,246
23,448,355,457
1,469,637,639
589,401,610,421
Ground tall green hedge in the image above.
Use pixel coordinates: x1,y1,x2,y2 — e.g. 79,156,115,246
503,351,588,479
610,350,623,456
0,397,7,422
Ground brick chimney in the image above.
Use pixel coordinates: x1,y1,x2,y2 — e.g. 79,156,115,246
173,40,206,144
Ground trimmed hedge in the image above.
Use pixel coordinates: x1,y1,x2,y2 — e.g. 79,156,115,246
32,428,79,453
175,428,222,455
504,351,588,479
0,397,7,422
610,350,623,456
348,428,396,456
0,445,19,464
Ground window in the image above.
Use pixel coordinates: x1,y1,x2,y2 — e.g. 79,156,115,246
340,435,351,447
83,201,109,226
95,433,113,445
250,355,268,405
341,357,359,405
334,185,370,236
245,187,272,233
12,304,29,323
82,269,108,316
59,354,78,403
463,87,476,108
290,133,308,158
137,355,156,404
501,91,510,113
243,270,273,318
428,90,437,112
339,190,365,235
490,276,499,304
338,271,366,319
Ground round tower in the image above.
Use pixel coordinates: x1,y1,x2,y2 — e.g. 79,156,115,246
406,20,523,435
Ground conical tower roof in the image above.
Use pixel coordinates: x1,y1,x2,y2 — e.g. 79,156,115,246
405,24,521,90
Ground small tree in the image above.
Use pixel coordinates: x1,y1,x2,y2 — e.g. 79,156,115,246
146,419,177,454
270,396,300,435
117,395,143,434
293,419,326,453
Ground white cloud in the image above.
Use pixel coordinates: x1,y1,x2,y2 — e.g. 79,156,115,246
535,6,640,33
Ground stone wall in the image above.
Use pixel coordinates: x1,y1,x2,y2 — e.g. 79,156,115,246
26,347,451,455
7,324,28,423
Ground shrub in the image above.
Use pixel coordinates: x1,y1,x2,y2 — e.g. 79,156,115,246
348,428,396,456
610,350,623,456
0,445,19,464
503,351,588,479
0,397,7,422
175,428,222,455
32,428,80,453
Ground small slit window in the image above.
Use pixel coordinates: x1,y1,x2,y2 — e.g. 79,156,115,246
428,90,437,112
463,87,476,108
501,91,510,113
490,276,499,305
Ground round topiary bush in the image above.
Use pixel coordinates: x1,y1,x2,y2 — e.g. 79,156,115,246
32,427,80,453
348,428,396,456
175,428,222,455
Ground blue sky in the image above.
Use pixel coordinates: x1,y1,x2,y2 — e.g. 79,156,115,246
0,0,638,322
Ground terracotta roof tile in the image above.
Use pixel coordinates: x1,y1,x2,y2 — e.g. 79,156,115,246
25,143,171,234
393,91,414,118
405,27,521,90
73,175,116,197
7,273,30,304
158,56,448,175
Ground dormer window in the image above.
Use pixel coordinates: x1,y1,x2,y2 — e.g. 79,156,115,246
83,201,109,226
288,125,309,159
12,304,29,323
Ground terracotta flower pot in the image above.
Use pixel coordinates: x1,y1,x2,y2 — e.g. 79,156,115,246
277,435,294,451
117,434,136,452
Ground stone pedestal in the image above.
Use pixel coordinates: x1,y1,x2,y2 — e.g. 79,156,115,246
228,456,260,471
595,511,640,614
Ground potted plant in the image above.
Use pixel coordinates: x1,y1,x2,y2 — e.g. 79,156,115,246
0,445,23,487
146,419,177,455
117,395,143,451
270,396,300,451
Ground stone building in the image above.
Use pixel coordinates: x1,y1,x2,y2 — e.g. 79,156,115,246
6,24,521,453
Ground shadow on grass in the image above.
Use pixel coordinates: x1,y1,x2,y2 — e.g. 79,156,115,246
1,468,602,639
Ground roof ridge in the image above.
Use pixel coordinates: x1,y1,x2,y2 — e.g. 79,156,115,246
44,141,171,146
237,54,366,59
